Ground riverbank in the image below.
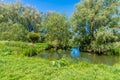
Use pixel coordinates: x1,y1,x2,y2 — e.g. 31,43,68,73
1,41,120,57
0,55,120,80
0,41,120,80
0,41,120,66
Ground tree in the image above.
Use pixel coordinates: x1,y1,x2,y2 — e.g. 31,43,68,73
71,0,120,49
0,2,42,32
90,27,118,54
42,12,71,49
0,22,27,41
93,27,118,44
27,32,40,43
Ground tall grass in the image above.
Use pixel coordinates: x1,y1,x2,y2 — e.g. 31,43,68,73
110,48,120,56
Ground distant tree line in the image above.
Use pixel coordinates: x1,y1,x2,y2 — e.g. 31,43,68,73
0,0,120,54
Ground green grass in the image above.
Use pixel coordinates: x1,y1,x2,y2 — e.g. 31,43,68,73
0,55,120,80
0,41,120,80
0,41,49,56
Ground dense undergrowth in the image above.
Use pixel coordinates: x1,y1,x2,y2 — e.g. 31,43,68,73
82,41,120,56
0,55,120,80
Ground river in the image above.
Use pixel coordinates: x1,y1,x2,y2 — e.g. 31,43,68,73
36,50,120,66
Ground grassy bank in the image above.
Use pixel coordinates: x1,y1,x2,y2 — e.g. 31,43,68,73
0,41,120,80
0,41,49,56
0,55,120,80
1,41,120,56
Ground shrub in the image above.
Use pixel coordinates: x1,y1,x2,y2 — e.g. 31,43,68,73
110,48,120,56
27,32,40,43
35,43,50,53
90,41,112,54
23,46,37,57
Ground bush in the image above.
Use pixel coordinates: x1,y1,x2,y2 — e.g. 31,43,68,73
23,46,37,57
27,32,40,43
90,41,112,54
110,48,120,56
35,43,50,53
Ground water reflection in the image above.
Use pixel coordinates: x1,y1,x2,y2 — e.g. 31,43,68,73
36,50,120,66
80,52,120,65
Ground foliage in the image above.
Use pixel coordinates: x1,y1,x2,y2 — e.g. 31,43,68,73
35,43,50,53
93,27,118,44
0,55,120,80
0,2,42,32
27,32,40,43
0,2,42,41
0,23,27,41
89,27,118,54
89,41,120,55
0,41,49,56
2,41,29,48
42,12,71,48
110,48,120,56
115,30,120,41
71,0,120,49
0,1,120,55
90,41,112,54
22,46,37,57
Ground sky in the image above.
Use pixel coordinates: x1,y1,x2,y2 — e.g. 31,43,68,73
3,0,80,16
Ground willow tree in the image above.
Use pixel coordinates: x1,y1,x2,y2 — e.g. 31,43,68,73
0,22,27,41
0,2,42,32
71,0,120,49
42,12,71,49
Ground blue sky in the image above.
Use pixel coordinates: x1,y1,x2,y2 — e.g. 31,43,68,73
4,0,80,16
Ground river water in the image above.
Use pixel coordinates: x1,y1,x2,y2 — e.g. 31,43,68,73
36,50,120,66
80,52,120,65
